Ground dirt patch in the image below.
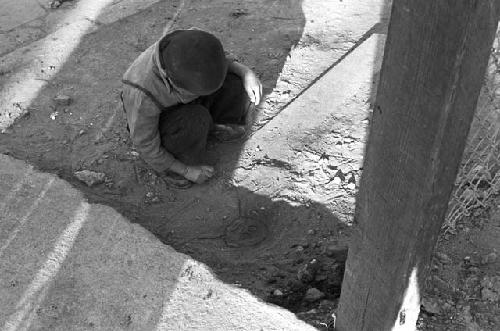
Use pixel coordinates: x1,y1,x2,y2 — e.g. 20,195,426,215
418,197,500,331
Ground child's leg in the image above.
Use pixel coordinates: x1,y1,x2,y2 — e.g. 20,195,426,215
158,104,212,165
201,73,252,125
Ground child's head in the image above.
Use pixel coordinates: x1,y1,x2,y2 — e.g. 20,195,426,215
160,30,228,96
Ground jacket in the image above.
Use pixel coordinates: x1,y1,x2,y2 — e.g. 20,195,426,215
121,31,200,173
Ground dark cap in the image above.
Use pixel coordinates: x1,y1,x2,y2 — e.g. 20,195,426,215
161,30,228,95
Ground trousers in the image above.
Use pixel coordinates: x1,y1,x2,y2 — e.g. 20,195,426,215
159,73,250,165
121,72,250,166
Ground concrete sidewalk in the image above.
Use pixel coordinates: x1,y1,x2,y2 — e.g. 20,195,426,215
0,154,316,330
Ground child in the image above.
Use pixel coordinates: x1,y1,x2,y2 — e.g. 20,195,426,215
121,29,262,188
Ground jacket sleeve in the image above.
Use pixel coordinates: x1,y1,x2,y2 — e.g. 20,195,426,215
122,86,175,173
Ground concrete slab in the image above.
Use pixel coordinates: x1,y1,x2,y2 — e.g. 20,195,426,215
0,154,315,330
234,34,385,220
0,0,46,32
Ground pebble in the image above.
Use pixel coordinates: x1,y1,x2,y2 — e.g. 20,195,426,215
421,297,442,315
303,288,325,302
307,229,316,235
346,183,356,190
296,245,304,252
481,252,497,265
54,94,72,106
464,255,481,266
74,170,106,186
49,111,59,120
273,289,284,296
332,177,342,185
297,259,320,283
78,129,86,136
325,245,348,262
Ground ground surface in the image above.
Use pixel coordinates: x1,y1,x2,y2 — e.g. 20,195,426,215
0,0,499,330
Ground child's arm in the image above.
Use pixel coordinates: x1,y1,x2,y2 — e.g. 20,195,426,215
227,60,262,105
123,87,214,184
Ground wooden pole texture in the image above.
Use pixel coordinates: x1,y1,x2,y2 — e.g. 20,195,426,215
336,1,499,330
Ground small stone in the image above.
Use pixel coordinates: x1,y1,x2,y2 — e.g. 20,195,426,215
50,0,63,8
74,170,106,186
273,289,284,296
296,245,304,252
307,229,316,235
421,297,442,315
332,177,342,184
346,183,356,190
54,94,72,106
304,288,325,302
338,164,351,174
481,252,497,265
151,196,160,203
325,245,348,262
49,111,59,120
435,252,452,264
297,259,321,283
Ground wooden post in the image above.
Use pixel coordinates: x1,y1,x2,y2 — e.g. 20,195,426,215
336,1,499,330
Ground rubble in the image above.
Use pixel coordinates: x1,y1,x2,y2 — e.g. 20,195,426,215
303,288,325,302
74,170,106,186
297,259,320,283
53,94,72,106
421,297,442,315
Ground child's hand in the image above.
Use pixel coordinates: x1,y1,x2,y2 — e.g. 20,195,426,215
184,165,214,184
243,70,262,105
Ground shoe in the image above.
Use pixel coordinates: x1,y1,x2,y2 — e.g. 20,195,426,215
210,103,256,142
161,171,192,189
211,123,247,142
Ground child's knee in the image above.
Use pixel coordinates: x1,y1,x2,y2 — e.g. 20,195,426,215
159,104,211,149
